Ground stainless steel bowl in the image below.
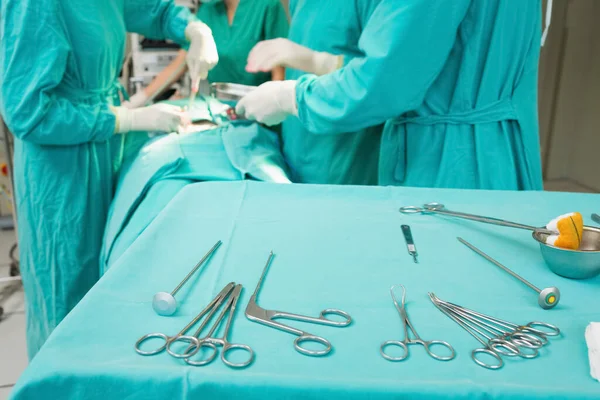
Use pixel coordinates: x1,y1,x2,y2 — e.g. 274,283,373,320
533,226,600,279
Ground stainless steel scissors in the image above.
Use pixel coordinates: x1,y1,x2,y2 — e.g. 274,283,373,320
245,252,352,357
430,294,506,369
433,297,539,359
135,282,235,358
437,297,560,340
181,284,254,368
380,285,455,362
429,293,560,369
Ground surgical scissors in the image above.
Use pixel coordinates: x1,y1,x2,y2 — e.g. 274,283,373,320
432,298,538,359
181,284,254,368
429,294,506,370
245,252,352,357
441,301,544,351
380,285,455,362
399,202,555,236
135,282,235,358
429,293,560,369
436,297,560,339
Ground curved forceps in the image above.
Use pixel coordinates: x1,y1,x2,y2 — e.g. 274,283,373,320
438,298,560,340
184,284,254,368
245,252,352,357
433,298,540,358
434,300,535,359
429,293,508,370
380,285,455,362
135,282,235,358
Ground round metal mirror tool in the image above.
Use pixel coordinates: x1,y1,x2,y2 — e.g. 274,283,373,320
152,240,223,316
458,237,560,309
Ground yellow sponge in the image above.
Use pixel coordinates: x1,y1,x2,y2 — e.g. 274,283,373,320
545,212,583,250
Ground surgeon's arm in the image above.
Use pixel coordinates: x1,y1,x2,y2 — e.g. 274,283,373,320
0,0,116,145
271,67,285,81
124,0,195,45
295,0,471,134
265,0,289,82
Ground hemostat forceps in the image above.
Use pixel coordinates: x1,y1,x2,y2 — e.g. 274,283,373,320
380,285,455,362
135,282,235,358
182,284,254,368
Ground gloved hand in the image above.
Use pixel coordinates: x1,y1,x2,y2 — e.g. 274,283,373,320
235,80,298,126
246,38,342,76
185,21,219,91
122,91,149,109
113,103,190,133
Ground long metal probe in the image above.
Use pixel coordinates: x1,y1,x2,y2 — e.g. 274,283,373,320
457,237,560,309
153,240,223,316
252,251,274,299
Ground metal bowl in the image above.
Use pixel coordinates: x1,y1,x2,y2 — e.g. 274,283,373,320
210,83,256,102
533,226,600,279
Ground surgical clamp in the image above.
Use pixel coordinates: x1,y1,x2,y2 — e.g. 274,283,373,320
429,292,560,370
136,282,235,358
245,252,352,357
380,285,454,362
170,284,255,368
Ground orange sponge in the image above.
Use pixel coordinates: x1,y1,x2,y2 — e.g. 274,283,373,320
545,212,584,250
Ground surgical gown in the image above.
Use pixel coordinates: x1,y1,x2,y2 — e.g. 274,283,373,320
295,0,543,190
282,0,382,185
198,0,289,86
0,0,194,358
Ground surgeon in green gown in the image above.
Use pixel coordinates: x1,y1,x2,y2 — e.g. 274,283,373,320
128,0,289,108
236,0,545,190
245,0,383,186
0,0,219,358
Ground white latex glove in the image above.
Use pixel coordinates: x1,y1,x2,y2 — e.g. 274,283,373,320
113,103,190,133
185,21,219,90
122,91,149,109
235,80,298,126
246,38,342,76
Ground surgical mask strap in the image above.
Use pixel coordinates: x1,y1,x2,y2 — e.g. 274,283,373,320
541,0,553,47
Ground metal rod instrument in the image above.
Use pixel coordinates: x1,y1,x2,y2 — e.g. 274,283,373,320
458,237,560,309
152,240,222,316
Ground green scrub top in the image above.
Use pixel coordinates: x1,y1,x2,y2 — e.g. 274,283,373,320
198,0,289,86
295,0,543,190
0,0,193,359
282,0,383,186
